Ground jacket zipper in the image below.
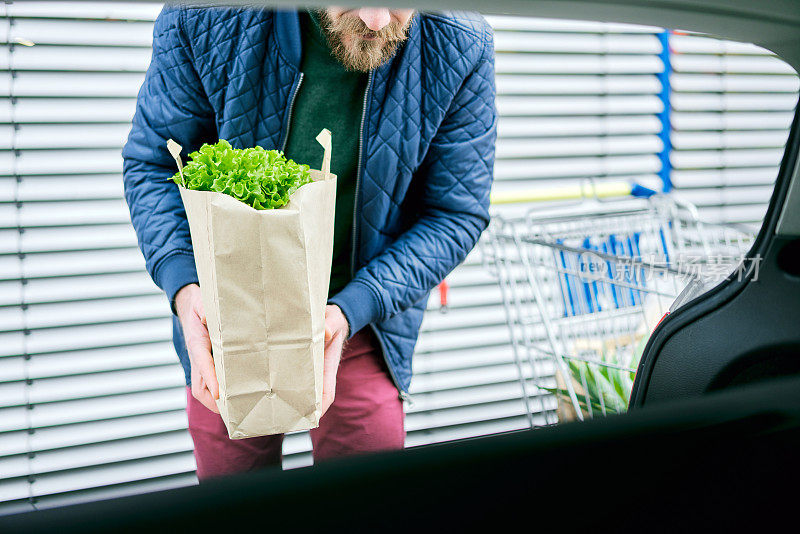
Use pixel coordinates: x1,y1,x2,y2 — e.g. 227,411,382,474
351,72,412,404
281,72,304,152
350,71,372,276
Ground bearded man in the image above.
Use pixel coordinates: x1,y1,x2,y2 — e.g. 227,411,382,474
122,5,497,479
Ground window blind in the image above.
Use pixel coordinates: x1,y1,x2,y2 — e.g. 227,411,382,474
0,1,193,514
669,31,798,224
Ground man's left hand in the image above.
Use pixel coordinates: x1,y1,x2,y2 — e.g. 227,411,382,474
322,304,349,417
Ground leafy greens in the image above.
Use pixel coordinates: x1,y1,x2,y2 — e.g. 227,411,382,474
172,139,312,210
544,332,648,419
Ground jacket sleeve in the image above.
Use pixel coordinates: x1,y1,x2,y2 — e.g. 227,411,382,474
121,6,216,315
329,29,498,338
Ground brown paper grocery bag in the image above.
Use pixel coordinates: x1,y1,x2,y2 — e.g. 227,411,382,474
168,130,336,439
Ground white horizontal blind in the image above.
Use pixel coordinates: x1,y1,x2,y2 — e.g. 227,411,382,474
669,31,798,224
0,2,196,515
0,2,795,513
485,15,666,221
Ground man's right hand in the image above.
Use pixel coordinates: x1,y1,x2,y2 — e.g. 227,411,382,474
175,284,220,413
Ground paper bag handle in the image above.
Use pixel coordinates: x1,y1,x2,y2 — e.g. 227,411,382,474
315,129,332,179
167,139,185,182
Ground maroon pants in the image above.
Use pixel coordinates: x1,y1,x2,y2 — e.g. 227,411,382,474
186,328,405,480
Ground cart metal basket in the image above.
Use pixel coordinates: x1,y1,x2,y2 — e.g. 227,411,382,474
482,194,757,425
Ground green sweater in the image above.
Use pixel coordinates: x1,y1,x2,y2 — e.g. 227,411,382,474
283,11,368,298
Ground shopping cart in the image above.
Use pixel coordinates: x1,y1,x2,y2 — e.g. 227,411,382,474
482,183,757,426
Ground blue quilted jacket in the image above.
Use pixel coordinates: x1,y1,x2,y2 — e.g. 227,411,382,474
121,6,497,393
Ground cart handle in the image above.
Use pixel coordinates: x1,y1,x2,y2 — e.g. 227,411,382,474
490,181,656,205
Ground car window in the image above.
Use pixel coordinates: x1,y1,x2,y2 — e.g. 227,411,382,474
0,3,796,513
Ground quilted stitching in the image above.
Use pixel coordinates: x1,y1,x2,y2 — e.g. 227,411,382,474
121,7,497,391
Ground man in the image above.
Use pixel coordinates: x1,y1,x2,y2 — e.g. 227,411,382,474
122,4,497,478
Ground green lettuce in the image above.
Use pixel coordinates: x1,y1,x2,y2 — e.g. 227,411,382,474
172,139,312,210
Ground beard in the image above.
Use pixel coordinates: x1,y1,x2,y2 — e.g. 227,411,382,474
316,10,413,72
